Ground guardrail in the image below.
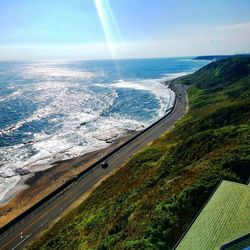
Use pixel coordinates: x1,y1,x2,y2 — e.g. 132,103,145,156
0,85,178,236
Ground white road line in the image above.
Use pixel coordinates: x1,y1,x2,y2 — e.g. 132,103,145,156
11,234,31,250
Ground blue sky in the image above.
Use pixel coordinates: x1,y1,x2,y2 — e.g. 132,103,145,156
0,0,250,59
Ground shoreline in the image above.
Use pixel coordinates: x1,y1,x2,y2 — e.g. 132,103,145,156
0,80,176,227
0,130,138,226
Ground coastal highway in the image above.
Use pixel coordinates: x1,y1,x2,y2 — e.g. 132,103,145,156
0,82,188,250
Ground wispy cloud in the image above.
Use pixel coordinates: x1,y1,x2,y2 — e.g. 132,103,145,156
0,22,249,60
211,22,250,31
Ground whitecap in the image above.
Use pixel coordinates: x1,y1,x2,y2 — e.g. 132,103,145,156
164,72,191,80
110,78,175,117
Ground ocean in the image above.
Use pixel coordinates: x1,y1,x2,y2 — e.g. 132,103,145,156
0,57,208,202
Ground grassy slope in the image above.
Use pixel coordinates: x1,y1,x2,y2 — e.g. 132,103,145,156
29,57,250,250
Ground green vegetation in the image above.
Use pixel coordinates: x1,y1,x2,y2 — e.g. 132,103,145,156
29,57,250,250
176,181,250,250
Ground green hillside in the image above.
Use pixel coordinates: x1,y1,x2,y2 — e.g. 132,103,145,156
28,57,250,250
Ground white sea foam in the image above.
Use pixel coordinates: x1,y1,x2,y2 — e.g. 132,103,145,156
0,62,182,203
0,90,23,103
1,75,174,176
164,72,191,80
0,176,20,202
111,78,175,117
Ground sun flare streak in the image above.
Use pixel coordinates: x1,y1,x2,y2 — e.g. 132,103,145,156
94,0,122,58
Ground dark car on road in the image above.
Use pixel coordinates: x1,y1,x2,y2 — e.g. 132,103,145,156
101,162,109,169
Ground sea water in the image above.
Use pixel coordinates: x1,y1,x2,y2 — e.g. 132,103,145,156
0,57,208,202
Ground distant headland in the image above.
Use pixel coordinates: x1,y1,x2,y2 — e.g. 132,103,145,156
193,54,250,60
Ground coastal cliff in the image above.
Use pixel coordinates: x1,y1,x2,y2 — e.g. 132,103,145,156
29,57,250,250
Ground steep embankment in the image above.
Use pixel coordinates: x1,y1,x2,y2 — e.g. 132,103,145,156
29,57,250,250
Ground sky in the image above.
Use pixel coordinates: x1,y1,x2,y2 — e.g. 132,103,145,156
0,0,250,60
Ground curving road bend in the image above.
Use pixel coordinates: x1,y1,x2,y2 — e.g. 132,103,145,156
0,82,188,250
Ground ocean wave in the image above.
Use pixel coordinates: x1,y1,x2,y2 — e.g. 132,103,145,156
0,90,23,103
164,72,191,80
110,78,175,117
0,176,20,202
0,58,207,203
0,75,173,180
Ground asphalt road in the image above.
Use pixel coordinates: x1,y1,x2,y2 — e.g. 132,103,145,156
0,82,188,250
